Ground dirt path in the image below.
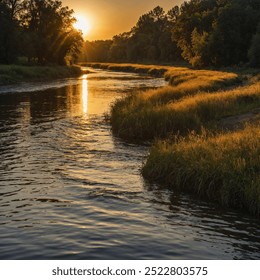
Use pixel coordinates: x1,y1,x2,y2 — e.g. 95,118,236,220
219,108,260,130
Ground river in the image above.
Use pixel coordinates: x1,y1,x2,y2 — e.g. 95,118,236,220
0,68,259,259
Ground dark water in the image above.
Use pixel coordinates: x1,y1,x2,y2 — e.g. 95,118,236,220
0,69,259,260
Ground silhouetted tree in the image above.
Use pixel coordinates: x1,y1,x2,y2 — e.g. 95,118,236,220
0,0,83,65
78,0,260,67
82,40,112,62
21,0,83,65
0,0,20,63
248,23,260,67
109,33,130,61
110,6,182,63
1,0,23,19
81,6,183,64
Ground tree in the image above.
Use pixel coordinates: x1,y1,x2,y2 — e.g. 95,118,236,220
80,5,183,64
126,6,182,63
167,6,180,22
191,28,210,67
21,0,83,64
171,0,218,66
248,23,260,67
0,0,20,63
170,0,260,67
1,0,23,19
81,40,112,62
109,33,129,61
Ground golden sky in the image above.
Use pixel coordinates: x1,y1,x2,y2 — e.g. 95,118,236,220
62,0,184,41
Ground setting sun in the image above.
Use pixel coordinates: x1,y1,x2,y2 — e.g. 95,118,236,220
73,14,91,37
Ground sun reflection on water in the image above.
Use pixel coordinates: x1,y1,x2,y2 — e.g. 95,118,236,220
82,74,88,114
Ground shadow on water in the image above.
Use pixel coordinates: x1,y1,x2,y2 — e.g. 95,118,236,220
0,69,259,260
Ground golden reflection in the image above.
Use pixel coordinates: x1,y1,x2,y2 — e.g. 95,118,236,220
20,98,31,140
82,74,88,114
65,84,74,113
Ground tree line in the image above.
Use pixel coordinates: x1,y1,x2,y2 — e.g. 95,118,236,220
81,0,260,67
0,0,83,65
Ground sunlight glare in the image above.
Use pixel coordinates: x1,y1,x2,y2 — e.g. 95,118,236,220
82,74,88,115
74,14,91,37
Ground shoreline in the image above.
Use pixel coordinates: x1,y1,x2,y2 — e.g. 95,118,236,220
86,62,260,217
2,62,259,216
0,64,83,86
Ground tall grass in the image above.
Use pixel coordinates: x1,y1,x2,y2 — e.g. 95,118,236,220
89,63,260,216
83,62,169,77
142,125,260,216
164,68,240,90
85,62,240,85
111,78,260,141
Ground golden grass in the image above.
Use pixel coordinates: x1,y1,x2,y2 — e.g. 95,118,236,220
85,62,240,87
142,125,260,216
82,62,169,77
111,80,260,140
165,68,239,89
107,64,259,140
89,62,260,216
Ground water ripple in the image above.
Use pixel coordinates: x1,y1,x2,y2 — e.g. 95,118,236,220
0,70,259,260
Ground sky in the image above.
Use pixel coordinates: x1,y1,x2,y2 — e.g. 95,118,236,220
62,0,184,41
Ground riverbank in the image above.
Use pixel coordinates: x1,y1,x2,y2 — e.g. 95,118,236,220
81,62,170,77
142,125,260,216
0,64,82,85
87,62,260,216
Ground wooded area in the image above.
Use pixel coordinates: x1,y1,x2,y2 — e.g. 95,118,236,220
81,0,260,67
1,0,260,67
0,0,83,65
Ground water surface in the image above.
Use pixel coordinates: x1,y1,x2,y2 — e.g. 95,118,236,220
0,69,259,259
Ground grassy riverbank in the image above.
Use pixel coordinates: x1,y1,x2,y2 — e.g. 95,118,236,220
0,64,82,85
142,125,260,216
82,62,169,77
91,62,259,216
111,79,260,140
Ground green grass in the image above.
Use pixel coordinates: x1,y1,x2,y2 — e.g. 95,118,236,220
0,64,82,85
142,125,260,216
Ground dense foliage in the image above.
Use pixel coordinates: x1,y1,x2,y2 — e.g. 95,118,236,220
172,0,260,67
82,0,260,67
80,6,182,64
0,0,83,65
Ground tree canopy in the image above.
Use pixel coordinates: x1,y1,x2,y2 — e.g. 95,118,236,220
81,6,183,64
82,0,260,68
172,0,260,67
2,0,260,67
0,0,83,65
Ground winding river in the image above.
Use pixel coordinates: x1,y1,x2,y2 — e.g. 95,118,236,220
0,68,259,259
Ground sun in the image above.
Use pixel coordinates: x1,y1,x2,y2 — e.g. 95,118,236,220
73,14,91,37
